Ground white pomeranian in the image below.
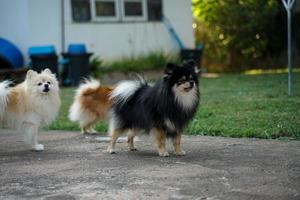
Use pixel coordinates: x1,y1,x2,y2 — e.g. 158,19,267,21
0,69,61,151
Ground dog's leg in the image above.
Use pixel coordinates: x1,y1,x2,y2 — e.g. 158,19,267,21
172,133,186,156
87,121,98,134
23,122,44,151
152,128,169,157
107,129,122,154
88,127,97,134
81,126,96,135
81,122,94,134
127,129,137,151
81,127,89,134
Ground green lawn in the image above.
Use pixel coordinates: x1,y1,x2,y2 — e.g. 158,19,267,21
49,72,300,139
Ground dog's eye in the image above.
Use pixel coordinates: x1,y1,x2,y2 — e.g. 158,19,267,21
177,80,184,85
178,77,185,84
38,83,42,86
47,81,51,85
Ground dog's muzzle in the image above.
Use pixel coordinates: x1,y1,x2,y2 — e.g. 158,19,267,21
43,84,50,93
184,81,194,92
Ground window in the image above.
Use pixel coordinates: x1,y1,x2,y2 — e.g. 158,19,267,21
121,0,147,21
147,0,162,21
71,0,162,22
71,0,91,22
91,0,120,22
95,1,115,16
125,1,142,16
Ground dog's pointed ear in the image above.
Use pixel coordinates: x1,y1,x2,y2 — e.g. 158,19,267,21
193,65,200,74
26,69,38,79
42,68,52,75
42,68,57,78
163,63,176,80
185,59,200,74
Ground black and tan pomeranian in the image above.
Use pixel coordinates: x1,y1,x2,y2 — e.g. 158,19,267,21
107,60,200,156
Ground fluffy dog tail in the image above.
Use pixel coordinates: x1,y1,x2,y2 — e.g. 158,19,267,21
0,81,11,120
110,79,146,105
68,79,101,122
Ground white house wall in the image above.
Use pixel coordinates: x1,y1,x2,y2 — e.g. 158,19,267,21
164,0,194,48
0,0,62,65
64,0,195,61
0,0,194,64
64,22,177,60
28,0,62,54
0,0,30,63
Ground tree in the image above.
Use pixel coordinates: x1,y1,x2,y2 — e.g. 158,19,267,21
193,0,279,71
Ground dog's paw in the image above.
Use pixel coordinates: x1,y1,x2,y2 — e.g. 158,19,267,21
175,150,186,156
128,147,138,151
89,128,97,134
159,151,169,157
33,144,44,151
106,147,116,154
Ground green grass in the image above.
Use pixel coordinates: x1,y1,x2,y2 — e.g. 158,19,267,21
49,72,300,139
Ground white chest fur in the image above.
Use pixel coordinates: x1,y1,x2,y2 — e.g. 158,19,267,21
172,86,198,111
31,95,60,126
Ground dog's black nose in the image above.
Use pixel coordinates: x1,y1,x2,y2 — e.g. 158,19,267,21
43,84,50,92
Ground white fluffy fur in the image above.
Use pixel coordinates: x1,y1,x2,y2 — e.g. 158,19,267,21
0,69,61,151
68,100,81,122
173,85,198,111
108,110,120,136
0,81,11,120
164,118,176,132
69,79,100,122
109,80,140,104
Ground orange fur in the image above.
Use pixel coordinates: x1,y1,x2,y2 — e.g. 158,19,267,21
69,80,114,134
79,86,113,121
6,86,22,113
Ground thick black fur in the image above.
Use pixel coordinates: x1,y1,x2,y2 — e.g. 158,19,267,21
110,60,200,137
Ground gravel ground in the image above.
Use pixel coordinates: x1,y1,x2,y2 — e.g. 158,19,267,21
0,129,300,200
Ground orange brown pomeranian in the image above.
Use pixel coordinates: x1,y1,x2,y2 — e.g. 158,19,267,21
69,79,113,134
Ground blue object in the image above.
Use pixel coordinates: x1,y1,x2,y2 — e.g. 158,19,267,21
59,58,69,65
196,42,203,50
162,16,185,49
68,44,87,54
0,38,24,68
28,45,56,56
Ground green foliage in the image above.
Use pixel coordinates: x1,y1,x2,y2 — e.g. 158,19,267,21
91,52,179,74
90,56,103,77
193,0,280,71
49,72,300,139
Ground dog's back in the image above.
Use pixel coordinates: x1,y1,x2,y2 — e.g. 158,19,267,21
0,82,27,126
111,81,154,130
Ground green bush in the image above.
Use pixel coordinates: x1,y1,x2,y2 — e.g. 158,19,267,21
90,56,103,77
90,52,179,77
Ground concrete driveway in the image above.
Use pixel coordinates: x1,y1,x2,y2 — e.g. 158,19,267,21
0,129,299,200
